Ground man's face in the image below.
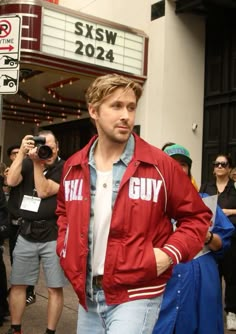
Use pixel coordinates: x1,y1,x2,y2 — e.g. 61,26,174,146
89,87,137,144
174,157,189,176
40,134,58,166
10,148,19,161
178,161,189,176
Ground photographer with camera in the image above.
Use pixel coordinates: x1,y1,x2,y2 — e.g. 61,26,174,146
5,130,67,334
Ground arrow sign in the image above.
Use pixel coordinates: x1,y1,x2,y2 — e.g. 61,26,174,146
0,45,14,52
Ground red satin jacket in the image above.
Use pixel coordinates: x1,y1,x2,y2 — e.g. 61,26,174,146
56,133,212,310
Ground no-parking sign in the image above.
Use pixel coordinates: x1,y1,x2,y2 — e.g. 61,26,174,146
0,16,21,94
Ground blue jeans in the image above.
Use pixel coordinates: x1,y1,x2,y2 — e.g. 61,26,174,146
77,289,162,334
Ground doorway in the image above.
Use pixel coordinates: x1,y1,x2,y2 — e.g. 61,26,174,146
202,8,236,182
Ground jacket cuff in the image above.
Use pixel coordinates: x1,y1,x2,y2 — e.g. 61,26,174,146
161,244,182,265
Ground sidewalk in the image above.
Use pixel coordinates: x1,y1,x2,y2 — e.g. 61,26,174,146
1,240,78,334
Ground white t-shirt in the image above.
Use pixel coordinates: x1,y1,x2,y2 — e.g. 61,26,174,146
93,170,112,276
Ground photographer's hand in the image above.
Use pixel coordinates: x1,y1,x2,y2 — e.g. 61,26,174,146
27,147,40,161
22,135,35,156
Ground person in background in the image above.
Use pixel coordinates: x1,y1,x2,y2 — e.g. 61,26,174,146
5,144,36,306
0,162,8,197
229,167,236,182
0,162,7,175
161,142,198,190
0,162,10,327
56,73,212,334
5,130,67,334
153,144,234,334
200,154,236,331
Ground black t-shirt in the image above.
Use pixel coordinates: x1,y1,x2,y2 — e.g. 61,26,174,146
18,157,64,242
19,157,64,221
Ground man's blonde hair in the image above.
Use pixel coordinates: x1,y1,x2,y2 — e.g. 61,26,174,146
85,74,143,110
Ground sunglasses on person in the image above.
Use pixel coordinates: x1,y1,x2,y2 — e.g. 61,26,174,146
212,161,229,168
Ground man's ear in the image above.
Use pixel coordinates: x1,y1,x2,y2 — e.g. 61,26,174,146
88,104,98,121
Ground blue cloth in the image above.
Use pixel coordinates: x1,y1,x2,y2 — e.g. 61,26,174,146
153,194,235,334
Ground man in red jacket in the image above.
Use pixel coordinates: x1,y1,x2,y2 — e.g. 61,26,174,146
56,73,212,334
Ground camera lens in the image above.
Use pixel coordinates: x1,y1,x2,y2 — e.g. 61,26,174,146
37,145,53,160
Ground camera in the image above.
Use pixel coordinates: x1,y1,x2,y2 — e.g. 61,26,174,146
32,136,53,160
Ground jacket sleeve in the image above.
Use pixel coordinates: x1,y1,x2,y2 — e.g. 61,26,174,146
160,161,212,263
56,167,68,258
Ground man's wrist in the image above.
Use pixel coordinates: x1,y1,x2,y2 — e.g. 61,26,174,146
168,255,174,266
205,231,214,245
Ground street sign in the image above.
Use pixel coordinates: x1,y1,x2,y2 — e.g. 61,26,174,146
0,16,21,94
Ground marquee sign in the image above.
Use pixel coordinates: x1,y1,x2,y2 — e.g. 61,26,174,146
42,8,146,75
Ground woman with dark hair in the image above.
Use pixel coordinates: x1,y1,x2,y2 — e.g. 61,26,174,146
200,153,236,331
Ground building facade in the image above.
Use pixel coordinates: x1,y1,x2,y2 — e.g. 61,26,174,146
0,0,236,183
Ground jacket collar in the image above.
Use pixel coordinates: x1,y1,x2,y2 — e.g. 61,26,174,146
66,132,161,167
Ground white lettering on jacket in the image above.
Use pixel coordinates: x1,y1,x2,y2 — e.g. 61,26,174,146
129,177,162,203
65,179,83,201
64,177,162,203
